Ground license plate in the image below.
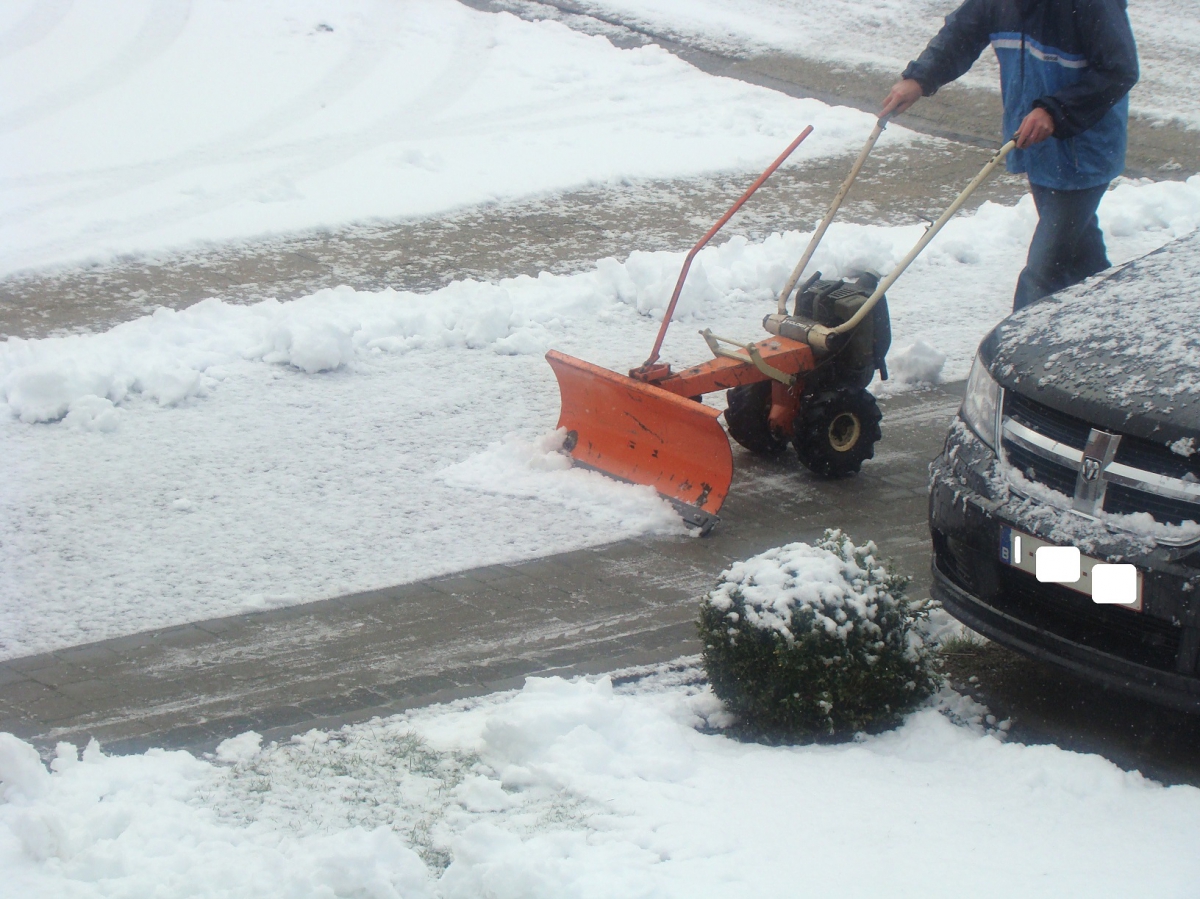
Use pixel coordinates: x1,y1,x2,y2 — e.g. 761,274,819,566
1000,526,1143,610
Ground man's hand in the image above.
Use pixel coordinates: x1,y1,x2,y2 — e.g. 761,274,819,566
880,79,923,118
1015,108,1055,148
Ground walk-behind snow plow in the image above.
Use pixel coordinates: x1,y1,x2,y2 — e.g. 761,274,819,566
547,123,1016,532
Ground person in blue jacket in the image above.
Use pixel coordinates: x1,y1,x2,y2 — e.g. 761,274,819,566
880,0,1139,310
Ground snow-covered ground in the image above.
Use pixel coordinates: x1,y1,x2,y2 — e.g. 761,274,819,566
569,0,1200,130
0,0,911,276
4,5,1200,892
3,175,1199,658
3,665,1200,898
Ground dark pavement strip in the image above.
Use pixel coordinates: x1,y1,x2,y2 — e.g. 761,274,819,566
0,142,1027,341
0,384,964,756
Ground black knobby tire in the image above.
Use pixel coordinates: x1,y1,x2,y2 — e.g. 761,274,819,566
724,381,789,456
793,387,882,477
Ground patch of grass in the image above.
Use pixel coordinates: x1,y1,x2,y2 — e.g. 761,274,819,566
937,632,989,655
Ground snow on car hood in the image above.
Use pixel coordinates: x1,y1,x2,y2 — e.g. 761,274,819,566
981,228,1200,447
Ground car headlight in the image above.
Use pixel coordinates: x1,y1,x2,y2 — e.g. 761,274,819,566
961,354,1002,450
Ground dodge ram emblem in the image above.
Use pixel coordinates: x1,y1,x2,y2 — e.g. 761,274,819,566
1081,456,1102,482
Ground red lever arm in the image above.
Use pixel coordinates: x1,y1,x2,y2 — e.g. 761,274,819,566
638,125,814,370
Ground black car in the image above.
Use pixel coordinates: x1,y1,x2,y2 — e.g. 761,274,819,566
929,228,1200,712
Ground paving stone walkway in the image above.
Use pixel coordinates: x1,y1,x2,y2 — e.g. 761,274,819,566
0,385,964,755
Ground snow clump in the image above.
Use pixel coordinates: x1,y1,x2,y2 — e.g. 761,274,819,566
215,732,264,764
1171,437,1196,458
699,529,936,739
889,339,947,385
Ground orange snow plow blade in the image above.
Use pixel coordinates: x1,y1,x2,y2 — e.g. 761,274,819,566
547,350,733,531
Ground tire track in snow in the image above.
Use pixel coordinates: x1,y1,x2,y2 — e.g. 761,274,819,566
0,0,192,135
0,0,394,209
4,8,819,271
0,0,74,62
5,2,498,267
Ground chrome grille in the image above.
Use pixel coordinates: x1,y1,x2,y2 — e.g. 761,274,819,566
1104,483,1200,526
999,391,1200,545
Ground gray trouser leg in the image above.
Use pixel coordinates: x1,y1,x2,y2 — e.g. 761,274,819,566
1013,182,1110,312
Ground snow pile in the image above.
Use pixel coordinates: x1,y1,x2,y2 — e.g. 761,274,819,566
1104,176,1200,236
438,429,687,536
1,282,551,423
889,339,947,385
0,0,903,276
3,177,1200,658
0,734,434,898
6,176,1198,427
701,531,934,737
4,669,1200,897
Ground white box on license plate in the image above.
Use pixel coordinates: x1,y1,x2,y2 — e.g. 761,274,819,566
999,526,1143,610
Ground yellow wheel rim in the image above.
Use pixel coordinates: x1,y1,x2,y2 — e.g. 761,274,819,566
828,412,861,453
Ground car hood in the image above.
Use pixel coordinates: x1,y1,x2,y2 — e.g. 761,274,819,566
981,228,1200,449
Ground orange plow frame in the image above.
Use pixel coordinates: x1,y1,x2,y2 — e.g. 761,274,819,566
547,351,733,530
545,126,1015,532
547,334,817,531
545,127,817,532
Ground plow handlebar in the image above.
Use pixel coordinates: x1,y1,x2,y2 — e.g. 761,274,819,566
638,125,814,371
638,123,1017,370
776,117,889,315
764,139,1018,353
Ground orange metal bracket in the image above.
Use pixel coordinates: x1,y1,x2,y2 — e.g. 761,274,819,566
653,335,815,398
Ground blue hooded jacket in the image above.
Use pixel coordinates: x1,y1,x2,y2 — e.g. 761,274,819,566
902,0,1139,190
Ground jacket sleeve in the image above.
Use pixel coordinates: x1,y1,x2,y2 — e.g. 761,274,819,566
1034,0,1139,139
901,0,993,96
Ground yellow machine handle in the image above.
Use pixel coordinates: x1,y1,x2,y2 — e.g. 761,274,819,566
776,117,888,315
766,140,1017,352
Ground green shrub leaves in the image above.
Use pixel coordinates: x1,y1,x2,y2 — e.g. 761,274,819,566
700,530,936,740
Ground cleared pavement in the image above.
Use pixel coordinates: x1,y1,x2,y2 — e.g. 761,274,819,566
0,385,962,756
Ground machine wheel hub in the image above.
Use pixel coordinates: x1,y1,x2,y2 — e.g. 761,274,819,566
828,412,862,452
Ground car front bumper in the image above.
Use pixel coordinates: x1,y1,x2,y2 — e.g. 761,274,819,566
929,428,1200,714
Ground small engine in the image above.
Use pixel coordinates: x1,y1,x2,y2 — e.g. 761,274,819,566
767,272,891,390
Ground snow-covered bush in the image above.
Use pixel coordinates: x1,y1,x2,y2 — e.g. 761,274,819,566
699,530,936,740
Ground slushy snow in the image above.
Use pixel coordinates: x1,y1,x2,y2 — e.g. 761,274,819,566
3,176,1199,658
889,339,948,385
566,0,1200,129
3,667,1200,897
